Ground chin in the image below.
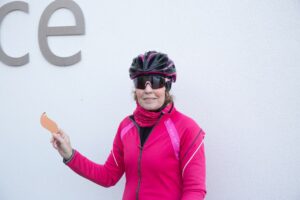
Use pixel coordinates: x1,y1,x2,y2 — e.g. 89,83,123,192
141,103,160,111
143,105,156,111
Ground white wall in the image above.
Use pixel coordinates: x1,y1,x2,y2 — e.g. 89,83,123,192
0,0,299,199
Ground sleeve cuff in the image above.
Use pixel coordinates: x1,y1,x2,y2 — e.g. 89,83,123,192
63,149,75,164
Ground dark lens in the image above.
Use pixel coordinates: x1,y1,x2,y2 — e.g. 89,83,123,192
134,76,165,89
151,76,165,89
134,76,148,89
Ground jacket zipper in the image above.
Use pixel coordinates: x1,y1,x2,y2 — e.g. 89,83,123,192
130,115,164,200
136,144,143,200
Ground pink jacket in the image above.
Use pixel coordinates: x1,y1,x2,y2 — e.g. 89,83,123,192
66,106,206,200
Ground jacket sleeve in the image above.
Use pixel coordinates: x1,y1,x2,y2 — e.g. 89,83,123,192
180,126,206,200
64,125,125,187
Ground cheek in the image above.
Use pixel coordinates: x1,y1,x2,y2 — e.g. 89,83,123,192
156,90,166,102
135,90,143,100
160,94,166,103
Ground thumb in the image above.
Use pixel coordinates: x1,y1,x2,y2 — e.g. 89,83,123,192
52,132,64,143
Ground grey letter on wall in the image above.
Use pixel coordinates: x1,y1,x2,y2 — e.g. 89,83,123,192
0,1,29,66
38,0,85,66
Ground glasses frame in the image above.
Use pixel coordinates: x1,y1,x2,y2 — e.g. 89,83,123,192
133,75,170,90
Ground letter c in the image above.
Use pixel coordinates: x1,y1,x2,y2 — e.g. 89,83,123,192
0,1,29,66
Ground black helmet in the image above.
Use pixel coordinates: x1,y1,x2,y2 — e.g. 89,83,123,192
129,51,176,82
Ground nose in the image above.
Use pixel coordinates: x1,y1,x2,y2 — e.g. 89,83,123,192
144,82,153,93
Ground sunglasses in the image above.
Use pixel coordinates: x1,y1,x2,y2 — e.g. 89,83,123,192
133,75,168,89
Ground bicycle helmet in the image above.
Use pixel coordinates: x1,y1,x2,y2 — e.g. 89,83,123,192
129,51,176,82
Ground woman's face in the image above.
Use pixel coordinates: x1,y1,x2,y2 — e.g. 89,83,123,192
135,83,166,111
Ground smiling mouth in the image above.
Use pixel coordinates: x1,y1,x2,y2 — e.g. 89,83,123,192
143,98,157,101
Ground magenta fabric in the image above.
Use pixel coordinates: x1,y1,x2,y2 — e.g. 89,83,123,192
66,106,206,200
133,102,173,127
164,118,180,160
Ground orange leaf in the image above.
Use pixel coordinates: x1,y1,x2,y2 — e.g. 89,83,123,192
40,112,59,134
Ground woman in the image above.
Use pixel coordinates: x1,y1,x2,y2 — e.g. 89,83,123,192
51,51,207,200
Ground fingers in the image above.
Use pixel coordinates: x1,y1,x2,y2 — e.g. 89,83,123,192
52,132,64,143
51,138,58,149
57,128,65,136
49,128,72,157
64,133,70,143
51,133,64,150
58,128,71,143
